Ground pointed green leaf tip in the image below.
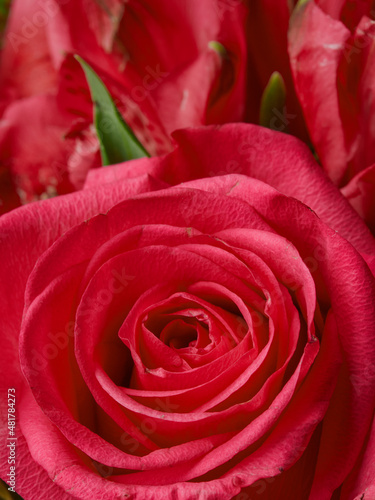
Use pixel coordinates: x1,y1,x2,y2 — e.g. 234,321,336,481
75,55,149,166
259,71,287,130
295,0,311,9
208,40,227,58
287,0,310,14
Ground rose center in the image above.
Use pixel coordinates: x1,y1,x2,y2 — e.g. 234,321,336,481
159,319,199,349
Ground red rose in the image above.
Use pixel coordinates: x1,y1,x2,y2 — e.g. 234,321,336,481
1,124,374,499
288,0,375,232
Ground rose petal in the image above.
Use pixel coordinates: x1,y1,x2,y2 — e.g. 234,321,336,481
288,1,350,184
87,124,375,253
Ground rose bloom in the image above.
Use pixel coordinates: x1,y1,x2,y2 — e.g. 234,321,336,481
1,124,374,499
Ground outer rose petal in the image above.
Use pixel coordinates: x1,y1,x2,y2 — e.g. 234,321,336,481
146,49,235,136
289,0,375,215
0,53,103,212
169,125,375,254
316,0,374,30
336,16,375,182
340,411,375,499
314,0,348,19
4,434,73,500
0,0,57,105
81,0,125,54
288,0,351,185
0,94,95,206
341,163,375,234
86,124,375,255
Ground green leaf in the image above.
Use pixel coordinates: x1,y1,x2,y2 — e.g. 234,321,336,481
294,0,311,9
75,55,149,166
0,0,11,46
0,479,25,499
259,71,287,130
0,0,11,17
208,40,228,58
287,0,309,14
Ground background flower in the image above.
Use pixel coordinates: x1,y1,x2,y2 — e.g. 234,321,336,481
288,0,375,232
